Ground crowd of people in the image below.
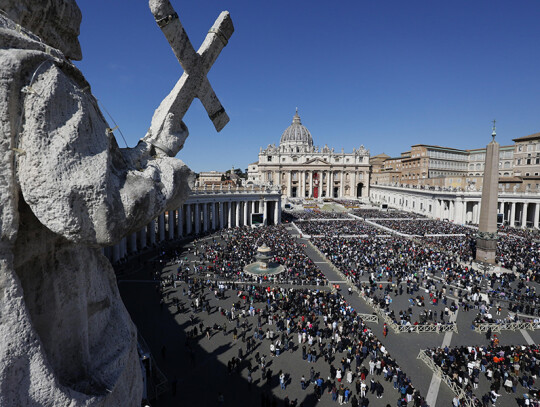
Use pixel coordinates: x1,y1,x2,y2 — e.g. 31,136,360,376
352,209,425,219
283,210,353,222
181,225,328,286
371,219,474,236
424,344,540,406
157,261,430,406
295,220,388,237
135,204,540,406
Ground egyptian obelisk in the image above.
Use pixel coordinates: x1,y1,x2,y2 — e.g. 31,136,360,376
476,121,499,264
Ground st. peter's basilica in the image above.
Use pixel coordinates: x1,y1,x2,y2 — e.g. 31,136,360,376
248,110,371,199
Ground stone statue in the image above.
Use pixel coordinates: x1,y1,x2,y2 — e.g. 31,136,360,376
0,0,232,405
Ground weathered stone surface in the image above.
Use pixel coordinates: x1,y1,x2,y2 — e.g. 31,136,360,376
0,1,200,405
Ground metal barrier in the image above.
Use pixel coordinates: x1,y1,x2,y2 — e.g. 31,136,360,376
398,323,458,333
417,350,476,407
138,334,169,401
356,313,379,323
474,321,540,333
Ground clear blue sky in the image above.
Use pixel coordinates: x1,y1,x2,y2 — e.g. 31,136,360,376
76,0,540,173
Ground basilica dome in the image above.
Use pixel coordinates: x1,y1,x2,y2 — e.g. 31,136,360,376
279,110,313,147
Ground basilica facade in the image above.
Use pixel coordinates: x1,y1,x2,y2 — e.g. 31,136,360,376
248,110,371,199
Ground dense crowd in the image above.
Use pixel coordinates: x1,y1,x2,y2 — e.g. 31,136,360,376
312,233,540,324
180,225,328,286
283,210,352,222
158,265,430,406
422,233,540,277
425,344,540,406
351,209,425,219
372,219,474,236
295,220,387,237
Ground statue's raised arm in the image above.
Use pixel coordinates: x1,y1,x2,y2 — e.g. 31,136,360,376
0,0,234,405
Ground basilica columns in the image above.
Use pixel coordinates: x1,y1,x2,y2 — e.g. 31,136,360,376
309,171,313,197
287,172,292,197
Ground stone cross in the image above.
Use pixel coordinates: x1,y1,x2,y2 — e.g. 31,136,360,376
148,0,234,136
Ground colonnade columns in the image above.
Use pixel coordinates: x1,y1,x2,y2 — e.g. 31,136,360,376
352,172,357,198
149,220,156,245
186,204,192,235
112,244,120,263
449,201,455,222
339,171,344,197
244,200,249,226
227,202,232,228
510,202,516,227
309,171,313,198
472,202,479,224
139,227,147,249
212,203,217,230
177,207,183,238
194,203,200,234
263,200,268,225
522,203,529,228
168,211,175,239
252,200,256,214
129,232,137,253
120,237,127,258
158,213,165,241
535,203,540,229
274,199,280,225
219,202,224,229
235,201,241,227
201,203,207,232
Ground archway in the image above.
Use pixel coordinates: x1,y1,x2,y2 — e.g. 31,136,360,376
356,183,363,198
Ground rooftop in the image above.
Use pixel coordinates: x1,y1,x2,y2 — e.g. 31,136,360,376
512,132,540,142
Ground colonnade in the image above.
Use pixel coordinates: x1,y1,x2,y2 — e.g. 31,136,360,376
105,186,282,263
370,185,540,228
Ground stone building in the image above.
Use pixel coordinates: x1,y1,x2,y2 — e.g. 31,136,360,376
466,145,514,191
248,110,371,199
198,171,224,185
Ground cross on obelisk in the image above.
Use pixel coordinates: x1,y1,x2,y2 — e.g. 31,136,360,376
147,0,233,145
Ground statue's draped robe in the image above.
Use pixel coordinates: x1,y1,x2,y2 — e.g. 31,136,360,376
0,15,192,406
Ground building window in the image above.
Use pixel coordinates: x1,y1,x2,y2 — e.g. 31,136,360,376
267,156,272,162
293,158,298,162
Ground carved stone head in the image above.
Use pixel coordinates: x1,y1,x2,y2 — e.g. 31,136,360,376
0,0,82,60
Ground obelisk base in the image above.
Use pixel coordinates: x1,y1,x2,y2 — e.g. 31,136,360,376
476,236,497,264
